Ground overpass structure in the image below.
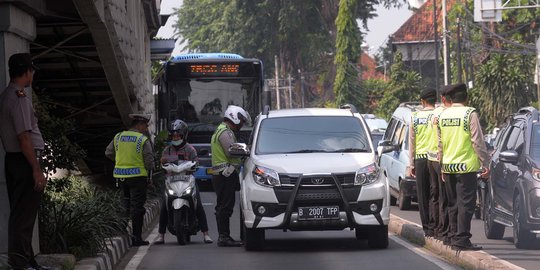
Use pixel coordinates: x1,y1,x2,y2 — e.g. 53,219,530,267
0,0,173,254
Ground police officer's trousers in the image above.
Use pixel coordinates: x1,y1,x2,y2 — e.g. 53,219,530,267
445,172,477,247
212,172,239,237
415,158,436,236
5,152,42,269
121,177,147,240
428,160,448,240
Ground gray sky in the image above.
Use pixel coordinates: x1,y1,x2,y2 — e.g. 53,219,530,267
157,0,413,56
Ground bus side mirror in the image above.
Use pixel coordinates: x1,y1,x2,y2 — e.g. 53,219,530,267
229,143,250,157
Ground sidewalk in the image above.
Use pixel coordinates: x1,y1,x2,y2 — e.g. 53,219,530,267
389,214,524,270
71,199,161,270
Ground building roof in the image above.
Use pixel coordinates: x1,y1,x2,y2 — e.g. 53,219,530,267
391,0,456,44
360,52,385,80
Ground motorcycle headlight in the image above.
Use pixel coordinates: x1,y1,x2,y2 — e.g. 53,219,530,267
181,187,193,197
355,163,379,185
252,166,281,187
533,168,540,182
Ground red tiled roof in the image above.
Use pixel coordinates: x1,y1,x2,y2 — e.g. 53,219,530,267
360,52,385,80
391,0,456,43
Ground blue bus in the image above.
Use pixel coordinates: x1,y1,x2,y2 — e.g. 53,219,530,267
156,53,267,183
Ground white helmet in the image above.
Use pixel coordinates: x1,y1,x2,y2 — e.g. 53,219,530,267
224,105,251,126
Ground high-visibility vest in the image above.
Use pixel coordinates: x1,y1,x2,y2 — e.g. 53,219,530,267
211,123,241,171
113,130,148,178
411,109,433,159
438,106,481,174
427,106,445,162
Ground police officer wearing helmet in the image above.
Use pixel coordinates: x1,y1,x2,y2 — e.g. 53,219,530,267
154,119,213,244
105,113,154,246
0,53,51,270
437,83,489,251
211,105,251,247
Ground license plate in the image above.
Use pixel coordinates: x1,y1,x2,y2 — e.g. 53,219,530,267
298,206,339,220
206,168,213,175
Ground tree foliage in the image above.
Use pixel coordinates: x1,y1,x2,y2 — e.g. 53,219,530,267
375,52,423,120
174,0,403,108
333,0,363,109
33,94,86,176
446,1,538,128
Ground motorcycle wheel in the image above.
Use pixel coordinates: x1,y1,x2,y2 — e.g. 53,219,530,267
174,208,187,245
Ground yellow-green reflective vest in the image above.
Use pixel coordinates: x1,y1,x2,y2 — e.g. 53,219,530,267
427,106,445,161
438,106,481,174
113,130,148,178
412,109,433,159
211,123,241,171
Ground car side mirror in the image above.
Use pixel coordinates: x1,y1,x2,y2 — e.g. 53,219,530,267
500,150,518,164
229,143,250,157
379,140,397,154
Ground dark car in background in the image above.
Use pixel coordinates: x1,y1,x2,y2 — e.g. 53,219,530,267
484,107,540,248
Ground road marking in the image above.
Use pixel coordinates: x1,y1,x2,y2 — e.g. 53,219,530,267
125,225,159,270
390,234,458,270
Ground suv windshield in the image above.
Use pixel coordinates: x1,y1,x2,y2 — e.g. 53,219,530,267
531,124,540,160
255,116,371,155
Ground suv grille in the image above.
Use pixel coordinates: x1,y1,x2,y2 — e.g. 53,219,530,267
279,173,355,186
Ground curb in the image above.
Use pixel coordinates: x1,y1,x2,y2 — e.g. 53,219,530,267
73,198,161,270
389,214,524,270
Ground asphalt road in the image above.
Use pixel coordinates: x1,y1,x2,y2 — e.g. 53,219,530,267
117,192,460,270
391,204,540,270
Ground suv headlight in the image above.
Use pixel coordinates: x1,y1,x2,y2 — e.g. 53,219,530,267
253,166,281,187
533,168,540,182
355,163,379,185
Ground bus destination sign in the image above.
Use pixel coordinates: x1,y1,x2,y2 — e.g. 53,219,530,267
189,64,240,77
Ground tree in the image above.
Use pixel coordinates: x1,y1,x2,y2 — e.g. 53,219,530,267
375,52,423,120
333,0,363,109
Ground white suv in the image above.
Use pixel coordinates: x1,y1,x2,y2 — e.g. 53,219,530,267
230,108,391,250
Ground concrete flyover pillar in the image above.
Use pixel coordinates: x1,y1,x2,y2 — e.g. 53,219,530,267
0,3,36,254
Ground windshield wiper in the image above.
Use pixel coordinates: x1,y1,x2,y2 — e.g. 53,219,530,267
285,149,328,154
331,148,370,153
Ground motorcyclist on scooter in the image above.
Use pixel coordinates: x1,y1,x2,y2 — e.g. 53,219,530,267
154,119,213,244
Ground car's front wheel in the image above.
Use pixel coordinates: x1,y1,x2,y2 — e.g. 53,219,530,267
243,224,265,251
513,194,535,249
367,225,389,249
484,193,505,239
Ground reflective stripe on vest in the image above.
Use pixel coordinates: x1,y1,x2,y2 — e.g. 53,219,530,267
427,106,445,162
412,110,433,159
211,123,241,171
438,106,480,174
113,130,148,178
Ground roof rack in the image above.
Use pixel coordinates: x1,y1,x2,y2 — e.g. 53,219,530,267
399,102,421,111
517,106,539,122
340,104,358,114
262,105,270,117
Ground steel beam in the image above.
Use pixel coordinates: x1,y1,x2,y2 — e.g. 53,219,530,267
31,42,100,63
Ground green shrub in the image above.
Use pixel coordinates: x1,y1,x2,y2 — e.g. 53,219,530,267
39,176,128,259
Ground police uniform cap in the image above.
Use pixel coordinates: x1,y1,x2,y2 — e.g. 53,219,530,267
128,113,152,122
8,53,39,71
441,83,467,96
420,88,436,99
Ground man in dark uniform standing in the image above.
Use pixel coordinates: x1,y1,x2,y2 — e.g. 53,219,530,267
105,113,154,246
438,83,489,250
0,53,49,270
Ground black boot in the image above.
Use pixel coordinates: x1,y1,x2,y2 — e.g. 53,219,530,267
132,236,149,246
217,234,243,247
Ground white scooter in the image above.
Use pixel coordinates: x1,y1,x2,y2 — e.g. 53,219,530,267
162,161,200,245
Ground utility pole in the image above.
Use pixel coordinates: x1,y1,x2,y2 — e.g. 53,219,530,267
299,69,305,108
456,18,463,83
536,36,540,107
274,55,280,109
442,0,451,85
288,74,293,109
433,0,440,94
